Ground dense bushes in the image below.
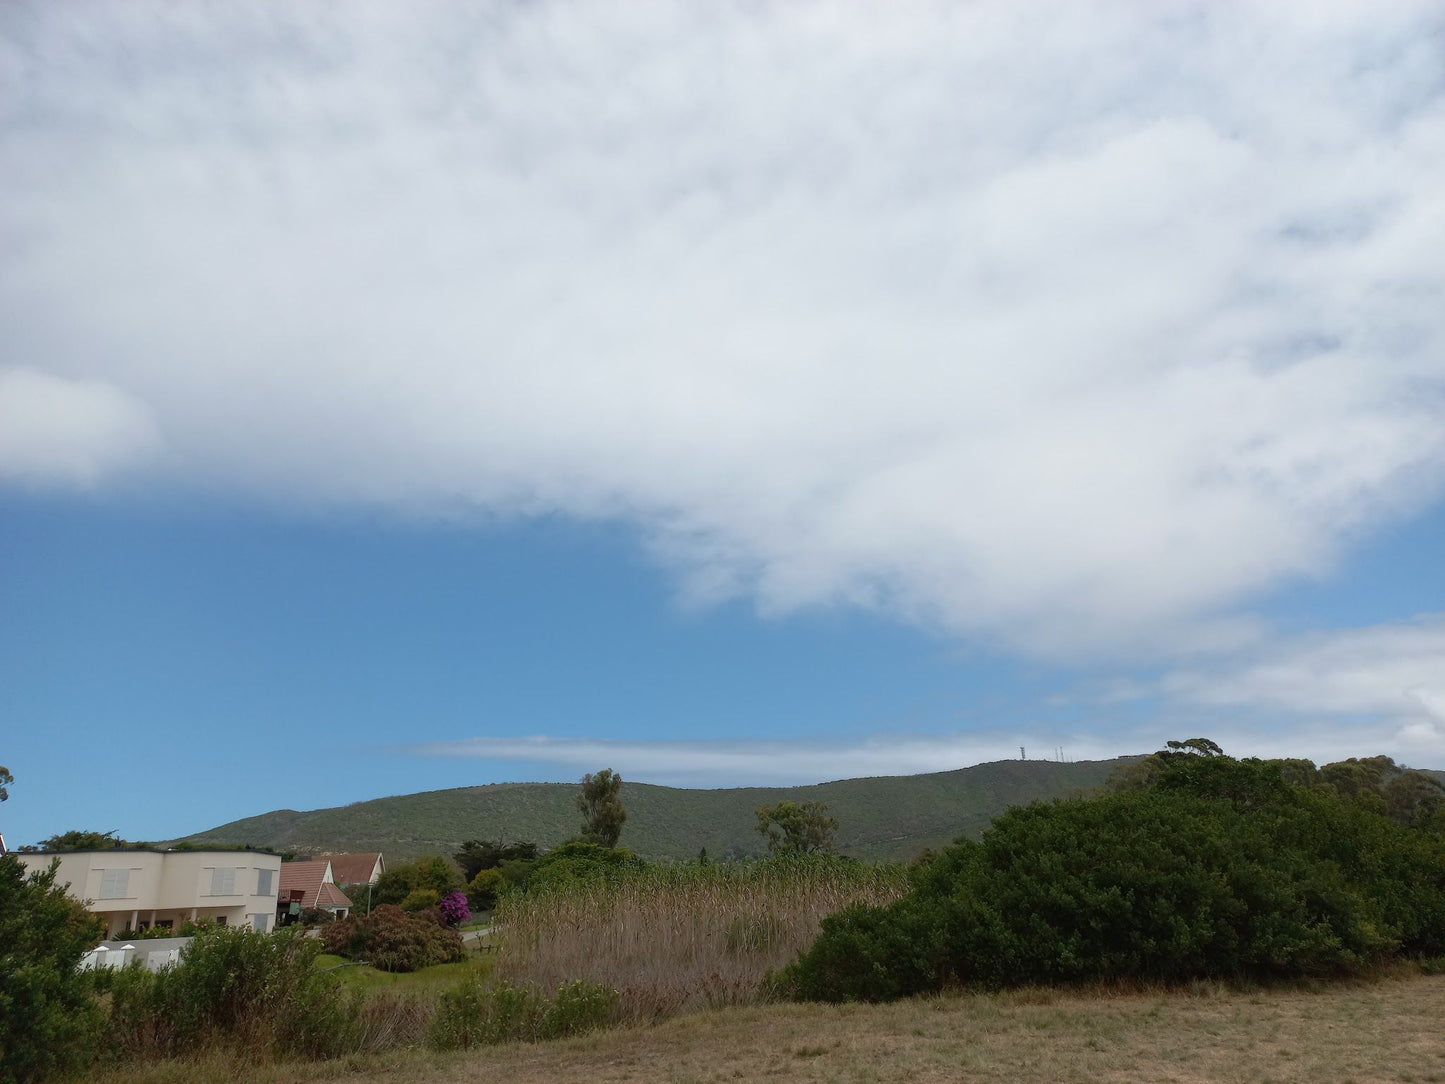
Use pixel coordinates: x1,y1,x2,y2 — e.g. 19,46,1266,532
321,903,465,972
400,887,441,913
525,840,647,892
779,751,1445,1001
116,915,222,940
431,978,619,1048
438,891,471,926
373,855,461,907
92,924,616,1076
0,856,104,1084
106,925,351,1060
468,867,506,910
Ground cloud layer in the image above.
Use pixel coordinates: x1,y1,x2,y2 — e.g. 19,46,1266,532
1160,615,1445,752
0,367,159,487
3,1,1444,657
412,615,1445,784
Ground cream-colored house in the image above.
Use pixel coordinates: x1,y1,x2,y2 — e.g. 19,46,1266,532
19,849,282,938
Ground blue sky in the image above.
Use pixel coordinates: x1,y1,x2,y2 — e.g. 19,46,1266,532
2,1,1443,846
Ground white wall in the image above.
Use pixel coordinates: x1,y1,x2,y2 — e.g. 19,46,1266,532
19,850,281,936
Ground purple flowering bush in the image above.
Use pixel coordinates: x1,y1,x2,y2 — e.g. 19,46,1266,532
438,891,471,927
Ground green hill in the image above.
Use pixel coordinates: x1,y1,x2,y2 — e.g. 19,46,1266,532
178,757,1132,863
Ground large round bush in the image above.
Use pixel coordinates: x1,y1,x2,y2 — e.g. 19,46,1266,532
320,904,464,972
780,762,1445,1001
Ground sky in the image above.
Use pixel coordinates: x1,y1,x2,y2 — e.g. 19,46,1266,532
1,1,1443,847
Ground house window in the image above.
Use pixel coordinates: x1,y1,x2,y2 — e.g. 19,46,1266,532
99,868,131,899
256,868,274,897
250,913,269,932
207,867,237,896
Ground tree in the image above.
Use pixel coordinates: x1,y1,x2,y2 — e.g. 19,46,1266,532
372,855,461,906
453,839,539,882
467,867,505,911
0,764,12,803
19,829,143,853
1383,771,1445,831
578,769,626,848
0,855,105,1081
755,801,838,855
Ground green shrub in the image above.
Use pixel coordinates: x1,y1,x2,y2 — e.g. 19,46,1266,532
105,925,353,1061
780,752,1445,1002
320,903,464,972
400,888,441,913
374,856,461,906
526,841,647,892
541,979,621,1038
769,898,947,1002
468,867,505,911
0,856,104,1083
430,978,618,1049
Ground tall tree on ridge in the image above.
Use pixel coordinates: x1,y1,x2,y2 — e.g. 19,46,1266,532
578,769,626,848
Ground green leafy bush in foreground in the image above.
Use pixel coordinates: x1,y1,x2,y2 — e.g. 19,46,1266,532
0,856,104,1084
778,751,1445,1001
106,925,352,1061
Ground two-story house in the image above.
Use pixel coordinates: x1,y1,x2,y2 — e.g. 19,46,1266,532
19,848,283,938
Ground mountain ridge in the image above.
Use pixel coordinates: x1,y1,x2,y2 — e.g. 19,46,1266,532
180,758,1445,864
178,757,1135,863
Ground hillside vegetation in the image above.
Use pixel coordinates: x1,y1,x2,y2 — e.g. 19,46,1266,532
176,758,1127,862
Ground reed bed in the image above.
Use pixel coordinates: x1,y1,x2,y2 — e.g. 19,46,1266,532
493,857,910,1020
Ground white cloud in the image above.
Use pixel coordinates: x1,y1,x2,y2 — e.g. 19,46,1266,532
408,709,1444,786
2,1,1443,656
410,732,1118,786
1159,616,1445,761
0,367,160,487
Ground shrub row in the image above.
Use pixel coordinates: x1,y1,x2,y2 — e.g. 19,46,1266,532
8,917,620,1081
104,926,350,1061
778,756,1445,1001
431,978,620,1048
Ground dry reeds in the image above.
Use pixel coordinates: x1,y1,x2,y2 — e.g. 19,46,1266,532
493,857,910,1021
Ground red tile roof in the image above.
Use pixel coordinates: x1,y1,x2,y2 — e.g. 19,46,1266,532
317,882,353,910
323,853,384,886
278,860,352,910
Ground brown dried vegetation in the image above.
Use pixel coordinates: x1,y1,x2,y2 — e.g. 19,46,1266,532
493,857,910,1020
80,971,1445,1084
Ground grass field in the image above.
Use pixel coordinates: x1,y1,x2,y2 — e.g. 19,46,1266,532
78,971,1445,1084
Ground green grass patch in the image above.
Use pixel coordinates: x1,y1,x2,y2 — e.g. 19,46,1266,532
317,950,491,995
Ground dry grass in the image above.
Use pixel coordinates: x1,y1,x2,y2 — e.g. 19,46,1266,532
493,860,910,1020
83,971,1445,1084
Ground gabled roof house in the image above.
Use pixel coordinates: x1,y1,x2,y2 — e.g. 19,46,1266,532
278,858,353,917
323,852,385,887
